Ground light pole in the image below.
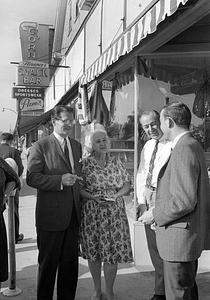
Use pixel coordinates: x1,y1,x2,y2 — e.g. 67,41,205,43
2,107,17,115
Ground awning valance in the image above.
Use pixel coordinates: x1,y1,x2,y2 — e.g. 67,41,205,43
81,0,189,85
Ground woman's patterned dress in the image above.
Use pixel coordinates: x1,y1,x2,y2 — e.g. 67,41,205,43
80,155,133,264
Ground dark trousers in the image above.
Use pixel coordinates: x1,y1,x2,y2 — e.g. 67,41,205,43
0,213,8,282
164,260,198,300
14,190,20,241
37,211,79,300
145,225,165,295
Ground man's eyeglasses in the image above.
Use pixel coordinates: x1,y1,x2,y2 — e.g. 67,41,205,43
55,118,75,125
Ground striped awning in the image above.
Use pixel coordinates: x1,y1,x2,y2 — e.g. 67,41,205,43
81,0,189,85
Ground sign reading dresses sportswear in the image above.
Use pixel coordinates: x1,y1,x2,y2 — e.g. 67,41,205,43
12,87,44,116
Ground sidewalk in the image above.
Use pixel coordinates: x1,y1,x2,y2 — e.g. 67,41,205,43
1,159,210,299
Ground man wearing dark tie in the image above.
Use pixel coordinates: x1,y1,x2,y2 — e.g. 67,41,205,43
139,102,210,299
27,105,82,300
137,110,171,300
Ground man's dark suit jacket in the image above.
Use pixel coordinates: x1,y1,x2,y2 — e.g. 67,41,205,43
26,134,82,231
0,144,24,177
153,133,210,262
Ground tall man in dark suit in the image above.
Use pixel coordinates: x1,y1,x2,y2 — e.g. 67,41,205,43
139,102,210,300
0,132,24,243
27,105,82,300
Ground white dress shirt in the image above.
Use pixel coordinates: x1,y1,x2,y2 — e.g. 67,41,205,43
53,131,75,173
136,138,172,205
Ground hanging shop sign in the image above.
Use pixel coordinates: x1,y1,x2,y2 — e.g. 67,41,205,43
19,22,50,63
17,61,49,87
19,98,44,112
12,87,44,99
12,87,44,116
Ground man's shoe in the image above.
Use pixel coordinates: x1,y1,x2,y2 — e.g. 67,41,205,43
15,233,24,243
150,295,166,300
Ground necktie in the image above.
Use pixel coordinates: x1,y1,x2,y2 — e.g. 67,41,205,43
64,138,72,171
146,140,159,187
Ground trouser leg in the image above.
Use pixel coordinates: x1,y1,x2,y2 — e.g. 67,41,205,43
164,260,198,300
37,229,63,300
57,211,79,300
0,213,8,282
145,224,165,295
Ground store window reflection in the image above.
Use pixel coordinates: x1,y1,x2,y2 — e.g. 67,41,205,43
146,55,210,158
103,81,134,184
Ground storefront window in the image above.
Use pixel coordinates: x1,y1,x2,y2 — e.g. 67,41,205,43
104,81,135,183
141,55,210,153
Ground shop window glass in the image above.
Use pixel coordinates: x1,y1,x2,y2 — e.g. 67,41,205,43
142,55,209,155
103,82,135,184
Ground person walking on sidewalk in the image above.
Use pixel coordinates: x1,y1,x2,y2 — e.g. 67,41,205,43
136,110,171,300
0,157,20,291
27,105,82,300
139,102,210,299
0,132,24,243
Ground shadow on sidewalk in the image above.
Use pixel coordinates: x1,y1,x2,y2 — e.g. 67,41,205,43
1,267,210,300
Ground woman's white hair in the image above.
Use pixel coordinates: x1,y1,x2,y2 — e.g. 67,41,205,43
84,124,111,156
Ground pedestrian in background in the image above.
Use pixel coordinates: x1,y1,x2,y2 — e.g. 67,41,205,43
0,132,24,243
136,110,171,300
139,102,210,299
26,139,36,159
0,157,20,291
80,126,133,300
27,105,82,300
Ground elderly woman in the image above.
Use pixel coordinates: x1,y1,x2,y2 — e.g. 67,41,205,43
80,126,133,300
0,157,20,290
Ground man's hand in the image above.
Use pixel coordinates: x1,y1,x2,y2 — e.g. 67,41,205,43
138,207,154,225
62,173,78,186
136,204,147,219
143,187,156,208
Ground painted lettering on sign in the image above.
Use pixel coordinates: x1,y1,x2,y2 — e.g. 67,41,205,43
19,98,44,111
17,61,49,87
20,22,39,59
12,87,44,100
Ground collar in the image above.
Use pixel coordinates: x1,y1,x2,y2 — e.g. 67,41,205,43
151,136,168,145
172,131,189,149
53,131,67,144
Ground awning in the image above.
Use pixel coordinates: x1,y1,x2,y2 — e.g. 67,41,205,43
81,0,189,85
17,109,53,136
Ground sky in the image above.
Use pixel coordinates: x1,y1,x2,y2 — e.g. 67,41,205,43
0,0,58,132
